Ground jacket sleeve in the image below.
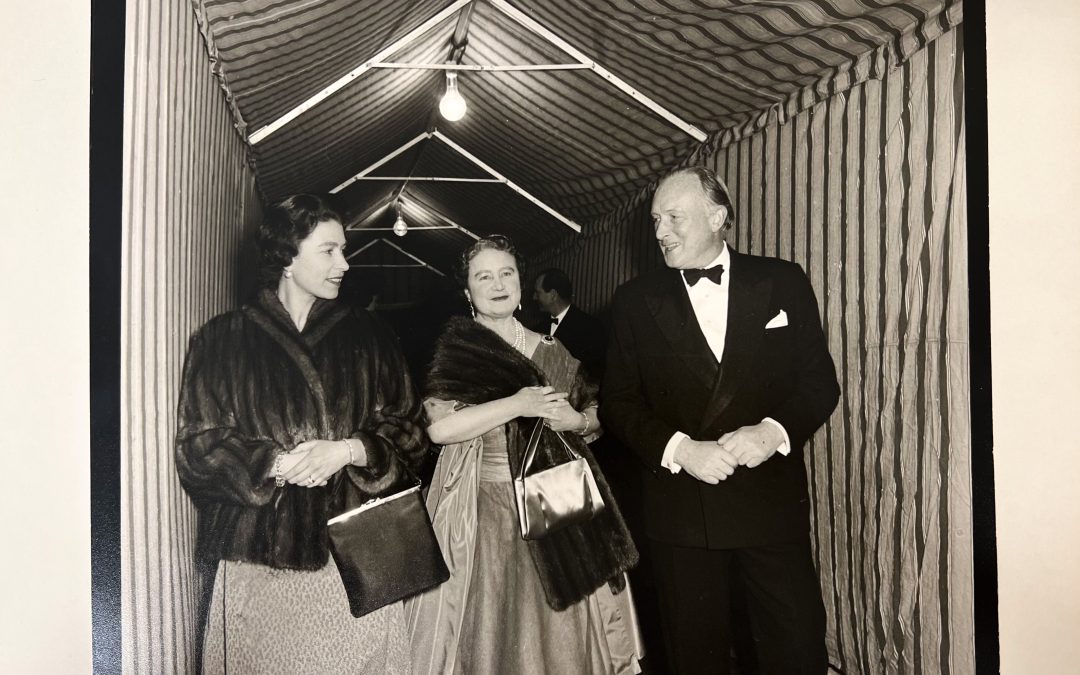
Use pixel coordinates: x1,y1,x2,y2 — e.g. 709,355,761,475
346,315,428,489
175,328,281,507
766,265,840,450
600,287,679,470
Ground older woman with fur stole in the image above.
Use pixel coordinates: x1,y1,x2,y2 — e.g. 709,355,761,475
176,194,425,674
405,235,642,674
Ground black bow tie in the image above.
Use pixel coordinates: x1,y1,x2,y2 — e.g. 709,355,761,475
550,316,559,325
682,265,725,287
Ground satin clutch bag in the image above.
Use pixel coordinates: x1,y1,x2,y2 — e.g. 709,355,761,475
514,418,605,540
327,467,449,618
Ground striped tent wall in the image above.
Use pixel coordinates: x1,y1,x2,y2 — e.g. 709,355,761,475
120,0,262,671
537,27,971,675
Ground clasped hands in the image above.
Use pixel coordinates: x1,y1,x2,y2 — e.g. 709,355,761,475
513,386,583,433
277,439,357,488
675,422,785,484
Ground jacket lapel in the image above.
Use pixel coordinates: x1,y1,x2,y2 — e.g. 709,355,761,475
698,251,773,435
245,291,344,437
644,269,719,392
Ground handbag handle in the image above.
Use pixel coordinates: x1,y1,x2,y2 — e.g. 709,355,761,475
518,418,583,481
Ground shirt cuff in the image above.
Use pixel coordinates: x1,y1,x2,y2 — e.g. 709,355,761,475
761,417,791,456
662,431,689,474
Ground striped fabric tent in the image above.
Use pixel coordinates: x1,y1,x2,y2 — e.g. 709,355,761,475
191,0,962,274
120,1,972,673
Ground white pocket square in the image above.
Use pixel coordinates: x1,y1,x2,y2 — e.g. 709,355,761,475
765,310,788,329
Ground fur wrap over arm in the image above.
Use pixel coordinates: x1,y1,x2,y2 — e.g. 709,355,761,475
424,317,637,610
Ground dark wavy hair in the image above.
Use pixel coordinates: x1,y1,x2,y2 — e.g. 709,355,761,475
536,267,572,300
662,166,737,229
454,234,527,289
256,193,343,288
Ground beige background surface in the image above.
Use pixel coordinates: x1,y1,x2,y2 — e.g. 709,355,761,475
1,0,1079,671
987,0,1080,672
0,1,92,671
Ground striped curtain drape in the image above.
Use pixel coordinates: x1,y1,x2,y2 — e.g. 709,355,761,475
120,0,262,671
538,27,971,675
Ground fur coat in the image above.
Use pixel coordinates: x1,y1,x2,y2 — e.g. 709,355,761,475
423,317,638,610
175,289,426,570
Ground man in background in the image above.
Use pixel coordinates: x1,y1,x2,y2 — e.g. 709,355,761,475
534,266,670,671
533,267,606,379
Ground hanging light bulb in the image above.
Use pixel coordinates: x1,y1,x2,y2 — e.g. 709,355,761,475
392,214,408,237
439,71,467,122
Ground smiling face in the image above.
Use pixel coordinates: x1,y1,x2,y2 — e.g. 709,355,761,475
465,248,521,320
284,218,349,301
651,172,728,270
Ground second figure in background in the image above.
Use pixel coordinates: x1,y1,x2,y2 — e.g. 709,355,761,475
406,235,642,675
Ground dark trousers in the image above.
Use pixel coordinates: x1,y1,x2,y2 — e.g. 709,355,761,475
649,538,827,675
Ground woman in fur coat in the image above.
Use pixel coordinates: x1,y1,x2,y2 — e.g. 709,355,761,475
175,194,425,674
405,235,643,674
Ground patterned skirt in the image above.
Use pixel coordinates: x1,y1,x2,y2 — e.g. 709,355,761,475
202,557,410,674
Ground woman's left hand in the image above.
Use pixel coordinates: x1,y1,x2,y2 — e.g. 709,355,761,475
544,404,587,433
282,439,351,488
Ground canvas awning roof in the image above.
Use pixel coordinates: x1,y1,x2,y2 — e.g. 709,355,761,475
193,0,962,275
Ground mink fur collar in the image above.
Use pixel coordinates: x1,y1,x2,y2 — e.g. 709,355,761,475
426,317,638,610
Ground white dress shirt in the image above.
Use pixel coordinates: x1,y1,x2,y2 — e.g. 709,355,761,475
660,243,791,473
549,305,569,336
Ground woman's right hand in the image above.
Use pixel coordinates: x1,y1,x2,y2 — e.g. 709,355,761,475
512,386,569,419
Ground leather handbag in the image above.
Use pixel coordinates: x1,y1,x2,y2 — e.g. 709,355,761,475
327,465,449,618
514,418,605,540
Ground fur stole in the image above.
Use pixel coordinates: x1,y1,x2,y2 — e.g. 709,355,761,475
426,317,638,610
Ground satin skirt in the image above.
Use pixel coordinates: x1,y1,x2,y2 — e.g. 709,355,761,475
408,426,642,675
455,477,643,675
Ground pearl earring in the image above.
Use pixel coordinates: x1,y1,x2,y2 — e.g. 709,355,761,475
283,269,293,279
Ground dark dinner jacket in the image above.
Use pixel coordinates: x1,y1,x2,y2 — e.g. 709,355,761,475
601,248,839,549
553,304,607,380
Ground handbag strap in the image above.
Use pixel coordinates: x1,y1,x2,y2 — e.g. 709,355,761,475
518,418,582,480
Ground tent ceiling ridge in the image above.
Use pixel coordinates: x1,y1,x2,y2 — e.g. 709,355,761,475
331,131,434,194
248,0,474,145
347,237,448,277
430,130,582,233
247,0,707,146
486,0,707,143
353,176,505,183
372,62,590,72
398,197,482,240
377,237,448,277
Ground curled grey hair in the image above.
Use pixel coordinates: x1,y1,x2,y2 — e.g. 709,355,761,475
454,234,527,288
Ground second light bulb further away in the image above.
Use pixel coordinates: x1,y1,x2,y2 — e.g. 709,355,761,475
392,216,408,237
439,71,467,121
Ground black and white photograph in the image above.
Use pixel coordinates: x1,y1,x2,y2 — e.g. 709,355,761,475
3,0,1079,673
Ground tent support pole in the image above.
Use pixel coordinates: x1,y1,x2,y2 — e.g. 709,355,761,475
488,0,707,143
248,0,474,144
432,130,582,233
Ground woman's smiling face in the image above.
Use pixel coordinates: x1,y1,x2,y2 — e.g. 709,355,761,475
465,248,520,319
285,218,349,301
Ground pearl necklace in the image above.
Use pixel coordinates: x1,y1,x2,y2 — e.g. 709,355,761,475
510,318,526,355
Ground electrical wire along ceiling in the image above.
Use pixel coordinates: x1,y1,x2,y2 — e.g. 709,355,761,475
192,0,962,275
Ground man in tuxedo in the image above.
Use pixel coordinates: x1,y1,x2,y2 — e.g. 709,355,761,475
601,166,839,674
533,268,606,379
